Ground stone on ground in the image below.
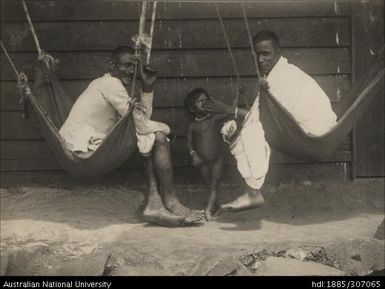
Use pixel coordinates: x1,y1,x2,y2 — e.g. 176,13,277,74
253,257,345,276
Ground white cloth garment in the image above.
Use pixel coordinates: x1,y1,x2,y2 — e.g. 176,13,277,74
59,73,169,155
266,56,337,136
226,56,337,189
226,94,271,190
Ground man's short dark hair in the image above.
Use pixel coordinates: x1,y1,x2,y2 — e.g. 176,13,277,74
184,88,210,113
253,30,280,49
110,45,136,64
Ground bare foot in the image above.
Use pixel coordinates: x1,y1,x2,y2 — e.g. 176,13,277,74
205,210,215,222
165,197,204,217
205,202,219,222
183,213,206,226
143,207,204,227
213,189,265,216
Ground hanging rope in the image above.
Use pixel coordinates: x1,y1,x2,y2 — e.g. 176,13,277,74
130,1,148,99
131,0,157,98
21,0,58,71
130,62,138,100
21,0,43,59
1,40,30,119
240,3,261,79
138,1,147,41
0,41,27,92
135,0,157,64
215,5,240,84
0,41,20,78
215,3,244,108
146,1,157,64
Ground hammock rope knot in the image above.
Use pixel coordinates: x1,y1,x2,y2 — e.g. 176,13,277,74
17,72,31,119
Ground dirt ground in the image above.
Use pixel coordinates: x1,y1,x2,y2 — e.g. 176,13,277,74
0,176,384,276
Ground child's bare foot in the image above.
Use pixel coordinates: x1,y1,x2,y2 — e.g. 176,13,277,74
213,188,264,216
205,188,218,221
205,202,219,222
205,210,215,222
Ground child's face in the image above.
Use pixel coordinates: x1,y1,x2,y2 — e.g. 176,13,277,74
193,93,209,114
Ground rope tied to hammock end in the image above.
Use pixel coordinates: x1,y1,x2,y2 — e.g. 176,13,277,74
17,72,29,90
258,77,270,91
132,33,152,66
17,72,31,120
132,33,152,50
38,51,60,71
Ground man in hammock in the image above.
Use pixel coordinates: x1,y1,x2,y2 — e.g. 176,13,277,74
203,30,337,215
59,46,204,226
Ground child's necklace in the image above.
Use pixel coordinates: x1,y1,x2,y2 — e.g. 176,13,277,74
195,114,211,121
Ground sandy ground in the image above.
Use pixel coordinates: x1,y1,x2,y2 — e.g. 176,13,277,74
0,178,384,276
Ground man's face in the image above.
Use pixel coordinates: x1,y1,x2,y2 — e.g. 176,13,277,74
254,39,281,76
111,52,137,86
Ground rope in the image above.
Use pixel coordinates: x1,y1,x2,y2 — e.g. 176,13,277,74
0,41,20,78
21,0,43,58
146,1,157,64
130,62,138,100
215,4,240,105
240,3,261,79
215,5,240,84
131,0,157,98
0,41,30,119
215,4,249,108
128,1,148,99
138,1,147,41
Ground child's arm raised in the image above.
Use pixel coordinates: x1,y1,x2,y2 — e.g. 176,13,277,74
212,113,233,123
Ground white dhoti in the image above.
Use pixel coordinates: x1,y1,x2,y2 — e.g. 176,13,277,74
133,108,170,156
229,121,271,189
222,93,271,190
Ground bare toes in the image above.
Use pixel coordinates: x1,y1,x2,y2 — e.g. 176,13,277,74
213,205,231,217
205,211,215,222
184,217,205,226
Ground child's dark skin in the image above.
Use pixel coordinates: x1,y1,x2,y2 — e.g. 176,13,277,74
187,93,228,221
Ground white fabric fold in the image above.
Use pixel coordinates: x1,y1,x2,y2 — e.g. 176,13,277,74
266,57,337,136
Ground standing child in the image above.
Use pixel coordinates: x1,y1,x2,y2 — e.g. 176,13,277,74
185,88,229,221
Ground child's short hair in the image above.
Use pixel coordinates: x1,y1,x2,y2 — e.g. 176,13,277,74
184,88,210,113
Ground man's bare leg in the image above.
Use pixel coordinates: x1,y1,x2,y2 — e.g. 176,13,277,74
152,132,204,217
142,157,203,226
214,186,264,216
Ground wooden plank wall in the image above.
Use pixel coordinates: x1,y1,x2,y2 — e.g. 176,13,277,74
352,0,384,177
0,0,353,178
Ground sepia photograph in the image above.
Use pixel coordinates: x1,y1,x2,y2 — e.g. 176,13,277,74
0,0,384,282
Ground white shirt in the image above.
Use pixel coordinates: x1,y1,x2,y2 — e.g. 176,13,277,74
59,73,153,152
